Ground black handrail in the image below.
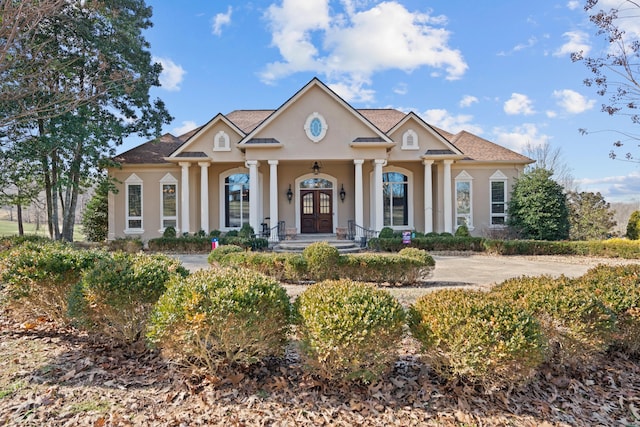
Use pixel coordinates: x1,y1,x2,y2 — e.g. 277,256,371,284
347,220,376,247
266,220,285,242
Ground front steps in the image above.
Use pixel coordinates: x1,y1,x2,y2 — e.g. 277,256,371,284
272,234,363,254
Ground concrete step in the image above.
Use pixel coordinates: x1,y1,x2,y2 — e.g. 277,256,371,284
272,239,363,254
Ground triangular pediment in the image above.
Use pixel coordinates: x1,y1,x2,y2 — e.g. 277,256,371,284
239,78,393,158
388,112,464,157
168,113,245,159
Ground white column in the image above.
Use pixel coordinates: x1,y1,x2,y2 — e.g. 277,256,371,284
179,162,191,234
199,162,210,233
268,160,279,241
443,159,453,234
246,160,260,234
423,159,434,233
354,159,364,229
373,159,385,234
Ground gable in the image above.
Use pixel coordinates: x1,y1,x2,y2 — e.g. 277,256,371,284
387,113,462,161
242,81,393,160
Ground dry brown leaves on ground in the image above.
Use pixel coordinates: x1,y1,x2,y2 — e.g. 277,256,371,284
0,312,639,427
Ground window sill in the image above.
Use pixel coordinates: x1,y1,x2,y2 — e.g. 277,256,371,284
124,229,144,235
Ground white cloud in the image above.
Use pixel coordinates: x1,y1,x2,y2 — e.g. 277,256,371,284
567,1,580,10
553,89,595,114
261,1,468,102
154,57,186,91
393,82,408,95
459,95,478,108
546,110,558,118
421,108,483,135
554,31,591,57
504,93,535,115
493,123,551,153
212,6,233,36
577,170,640,202
329,79,375,103
172,120,198,136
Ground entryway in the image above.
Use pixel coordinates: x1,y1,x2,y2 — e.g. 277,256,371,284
300,189,333,233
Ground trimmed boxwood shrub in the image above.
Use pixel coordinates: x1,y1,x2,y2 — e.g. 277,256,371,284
575,264,640,355
302,242,340,281
0,241,107,323
108,237,143,253
147,268,291,372
490,275,616,361
69,252,189,343
369,236,485,252
294,279,405,383
408,289,546,386
207,244,245,264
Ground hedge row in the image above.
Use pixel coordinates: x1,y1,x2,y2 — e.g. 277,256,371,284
147,235,268,252
371,236,640,258
208,242,436,284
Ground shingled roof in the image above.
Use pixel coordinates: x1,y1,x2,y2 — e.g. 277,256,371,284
114,109,532,165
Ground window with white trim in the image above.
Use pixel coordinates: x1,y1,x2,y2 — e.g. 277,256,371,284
214,130,230,151
490,170,508,226
224,172,250,228
455,171,473,229
160,173,178,230
383,172,409,227
401,129,419,150
125,174,143,232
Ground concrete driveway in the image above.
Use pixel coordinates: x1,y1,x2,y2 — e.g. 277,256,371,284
174,252,638,288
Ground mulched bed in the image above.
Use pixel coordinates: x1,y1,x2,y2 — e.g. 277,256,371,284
1,312,639,426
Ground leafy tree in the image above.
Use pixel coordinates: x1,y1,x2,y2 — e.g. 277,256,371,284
627,210,640,240
0,146,43,235
507,168,570,241
573,0,640,161
81,177,116,242
3,0,172,241
566,191,616,240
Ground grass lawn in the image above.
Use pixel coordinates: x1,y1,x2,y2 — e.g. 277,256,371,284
0,219,86,241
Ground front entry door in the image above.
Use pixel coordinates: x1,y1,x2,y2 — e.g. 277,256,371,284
300,189,333,233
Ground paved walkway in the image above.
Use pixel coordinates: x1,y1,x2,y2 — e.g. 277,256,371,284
174,252,638,287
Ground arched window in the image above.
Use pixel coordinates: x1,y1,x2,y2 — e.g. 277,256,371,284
214,131,230,151
125,173,143,233
455,171,473,229
383,172,409,227
402,129,419,150
490,170,508,226
223,172,249,228
159,173,178,231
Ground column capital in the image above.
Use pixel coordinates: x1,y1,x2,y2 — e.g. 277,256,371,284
198,161,210,168
267,160,279,166
353,159,365,165
373,159,387,166
178,161,191,168
245,160,259,168
443,159,454,165
422,159,434,166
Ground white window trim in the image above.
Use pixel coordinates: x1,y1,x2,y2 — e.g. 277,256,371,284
370,166,414,230
303,112,328,143
124,173,144,235
490,170,508,227
218,167,263,232
213,130,231,151
401,129,419,150
455,170,474,231
159,173,179,234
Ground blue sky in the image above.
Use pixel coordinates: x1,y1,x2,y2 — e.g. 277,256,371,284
126,0,640,204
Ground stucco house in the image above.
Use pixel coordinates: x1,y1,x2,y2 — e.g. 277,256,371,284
108,77,532,242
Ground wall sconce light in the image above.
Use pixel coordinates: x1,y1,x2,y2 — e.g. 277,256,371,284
312,161,320,175
339,184,346,202
286,184,293,203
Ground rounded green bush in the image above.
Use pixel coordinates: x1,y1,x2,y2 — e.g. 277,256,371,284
69,252,189,343
294,279,405,383
207,244,244,264
627,210,640,240
378,227,395,239
163,226,177,238
491,275,616,361
455,224,470,237
147,268,291,371
576,264,640,355
408,289,546,386
302,241,340,281
398,247,435,266
0,241,106,323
